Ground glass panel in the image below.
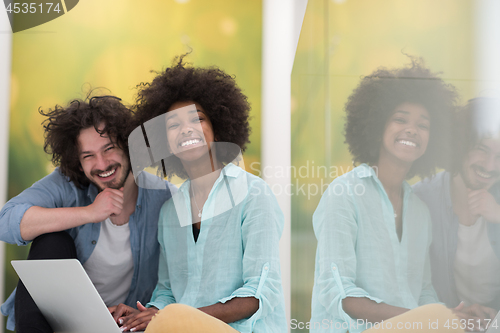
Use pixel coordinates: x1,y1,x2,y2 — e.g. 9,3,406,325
292,0,476,331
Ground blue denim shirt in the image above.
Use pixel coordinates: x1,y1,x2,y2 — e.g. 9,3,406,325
0,168,175,330
413,171,500,310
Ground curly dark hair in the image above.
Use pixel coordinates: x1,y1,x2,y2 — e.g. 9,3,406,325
131,55,251,179
41,94,133,188
450,97,500,175
344,58,458,179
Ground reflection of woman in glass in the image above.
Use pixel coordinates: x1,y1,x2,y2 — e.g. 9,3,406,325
310,59,468,333
111,57,287,333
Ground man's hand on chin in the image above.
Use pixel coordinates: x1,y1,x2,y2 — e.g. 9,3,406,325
468,189,500,223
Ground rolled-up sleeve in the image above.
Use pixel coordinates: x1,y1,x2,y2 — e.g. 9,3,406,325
313,184,383,324
0,201,34,245
218,179,284,331
0,170,78,331
0,170,75,245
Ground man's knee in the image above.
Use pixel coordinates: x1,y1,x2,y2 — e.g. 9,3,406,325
28,231,76,260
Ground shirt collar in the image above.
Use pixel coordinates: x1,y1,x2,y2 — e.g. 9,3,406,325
222,162,243,178
354,163,378,179
178,163,242,194
87,183,99,200
354,163,412,193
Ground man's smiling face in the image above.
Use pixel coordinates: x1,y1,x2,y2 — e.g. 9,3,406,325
461,137,500,190
78,124,130,191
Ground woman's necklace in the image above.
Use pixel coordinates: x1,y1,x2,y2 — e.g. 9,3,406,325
190,185,203,218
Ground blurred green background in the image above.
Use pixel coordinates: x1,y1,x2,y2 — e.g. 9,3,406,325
5,1,262,331
291,0,475,331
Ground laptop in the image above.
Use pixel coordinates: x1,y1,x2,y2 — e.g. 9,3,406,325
12,259,144,333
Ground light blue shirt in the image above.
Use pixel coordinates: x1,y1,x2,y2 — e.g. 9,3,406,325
0,169,175,331
311,164,438,333
147,163,287,333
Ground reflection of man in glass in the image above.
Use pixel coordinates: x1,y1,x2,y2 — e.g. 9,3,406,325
414,97,500,317
0,95,175,333
111,56,287,333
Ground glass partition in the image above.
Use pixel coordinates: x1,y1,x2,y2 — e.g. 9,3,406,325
291,0,478,331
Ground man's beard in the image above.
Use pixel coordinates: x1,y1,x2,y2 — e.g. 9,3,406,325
460,164,499,190
91,162,131,192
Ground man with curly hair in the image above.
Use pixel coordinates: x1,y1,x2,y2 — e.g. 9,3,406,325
0,95,175,333
414,97,500,316
110,57,287,333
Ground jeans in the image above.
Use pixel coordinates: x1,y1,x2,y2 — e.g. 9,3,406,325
15,231,77,333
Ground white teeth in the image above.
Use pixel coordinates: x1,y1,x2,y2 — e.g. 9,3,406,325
475,169,492,179
99,168,116,178
398,140,417,147
181,139,201,147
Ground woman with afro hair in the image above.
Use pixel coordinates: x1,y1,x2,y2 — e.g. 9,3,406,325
110,56,287,333
310,59,481,332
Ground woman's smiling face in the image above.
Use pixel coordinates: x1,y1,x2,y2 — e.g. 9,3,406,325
379,102,431,166
165,101,215,162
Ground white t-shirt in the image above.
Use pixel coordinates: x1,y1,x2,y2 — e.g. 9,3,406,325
454,217,500,306
83,218,134,307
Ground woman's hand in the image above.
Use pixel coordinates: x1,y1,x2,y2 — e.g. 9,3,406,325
115,301,159,332
109,303,139,325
